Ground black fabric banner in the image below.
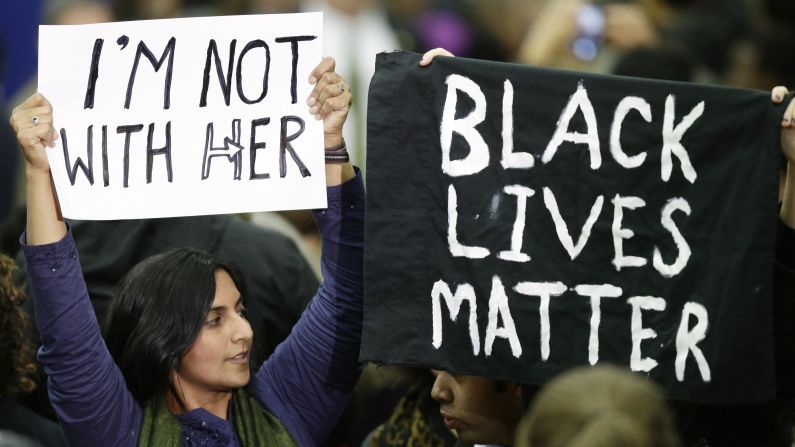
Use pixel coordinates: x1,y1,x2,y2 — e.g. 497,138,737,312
362,51,784,404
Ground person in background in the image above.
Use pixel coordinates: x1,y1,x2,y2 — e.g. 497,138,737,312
516,0,747,79
515,365,681,447
0,254,66,447
429,370,525,447
361,367,457,447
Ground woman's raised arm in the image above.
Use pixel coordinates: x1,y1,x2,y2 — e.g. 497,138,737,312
9,93,66,245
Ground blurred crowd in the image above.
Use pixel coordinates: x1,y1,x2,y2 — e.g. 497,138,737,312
1,0,794,227
1,1,794,446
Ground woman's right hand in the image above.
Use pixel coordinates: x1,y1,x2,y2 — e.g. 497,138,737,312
11,93,66,245
10,93,58,175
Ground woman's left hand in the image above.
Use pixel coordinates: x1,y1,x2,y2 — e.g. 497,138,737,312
772,86,795,164
773,86,795,228
307,57,352,148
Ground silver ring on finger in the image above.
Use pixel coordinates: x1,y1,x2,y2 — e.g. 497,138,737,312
337,83,344,96
31,115,40,125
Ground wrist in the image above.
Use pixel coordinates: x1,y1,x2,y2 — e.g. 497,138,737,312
325,139,350,164
25,164,51,180
324,132,343,148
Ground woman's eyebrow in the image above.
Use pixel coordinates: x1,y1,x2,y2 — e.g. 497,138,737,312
209,296,243,313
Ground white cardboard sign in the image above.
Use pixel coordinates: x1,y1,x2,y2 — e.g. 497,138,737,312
38,13,326,220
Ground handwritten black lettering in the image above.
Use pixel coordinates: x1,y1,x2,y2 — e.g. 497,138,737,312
250,117,271,180
147,122,173,183
202,119,243,180
125,37,176,109
60,127,95,186
83,39,104,109
101,125,109,187
279,116,310,178
116,124,144,188
200,39,236,107
236,40,270,105
275,35,317,104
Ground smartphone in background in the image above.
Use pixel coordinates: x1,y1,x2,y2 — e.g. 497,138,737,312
572,3,605,61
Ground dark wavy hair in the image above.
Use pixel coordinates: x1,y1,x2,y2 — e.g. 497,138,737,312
102,248,246,404
0,254,38,397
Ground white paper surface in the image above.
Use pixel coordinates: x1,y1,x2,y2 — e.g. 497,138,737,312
38,13,326,220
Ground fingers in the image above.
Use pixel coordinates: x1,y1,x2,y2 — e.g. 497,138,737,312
773,86,794,128
308,72,351,118
17,92,48,109
419,48,455,66
311,71,341,104
305,57,351,126
308,56,335,85
772,86,789,104
783,96,795,129
316,78,348,109
11,120,58,149
10,93,58,150
16,125,52,153
313,79,352,120
11,105,53,130
317,91,351,118
22,106,55,125
307,62,339,106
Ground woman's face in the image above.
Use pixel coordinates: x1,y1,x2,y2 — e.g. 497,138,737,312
172,270,253,400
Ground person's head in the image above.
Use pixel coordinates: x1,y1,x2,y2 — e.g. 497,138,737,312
103,248,252,408
430,369,525,446
113,0,184,20
516,365,681,447
0,254,37,399
613,46,694,82
46,0,113,25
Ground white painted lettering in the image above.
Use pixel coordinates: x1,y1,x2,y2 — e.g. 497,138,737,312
575,284,623,365
610,96,651,169
431,279,481,356
544,187,603,260
611,194,647,271
514,281,567,361
498,185,535,262
485,276,522,358
653,198,692,277
675,302,711,382
448,184,490,259
661,95,703,184
542,82,601,169
628,296,666,372
440,74,489,177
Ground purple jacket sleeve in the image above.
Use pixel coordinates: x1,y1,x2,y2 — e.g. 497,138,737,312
22,231,141,447
250,171,365,446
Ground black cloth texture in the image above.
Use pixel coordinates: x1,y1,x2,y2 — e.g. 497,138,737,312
0,398,67,447
363,51,784,403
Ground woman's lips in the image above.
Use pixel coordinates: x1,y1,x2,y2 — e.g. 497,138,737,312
442,414,460,430
227,352,249,364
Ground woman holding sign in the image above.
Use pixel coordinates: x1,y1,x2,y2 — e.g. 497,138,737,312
11,57,360,447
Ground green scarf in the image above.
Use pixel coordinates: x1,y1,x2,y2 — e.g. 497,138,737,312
138,388,297,446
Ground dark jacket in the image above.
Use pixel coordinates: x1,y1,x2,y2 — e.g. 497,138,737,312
0,399,66,447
